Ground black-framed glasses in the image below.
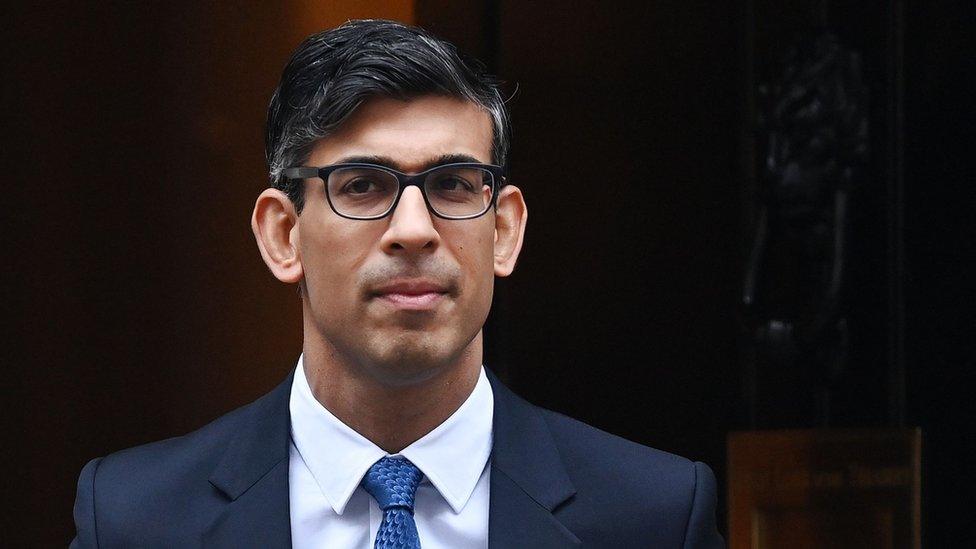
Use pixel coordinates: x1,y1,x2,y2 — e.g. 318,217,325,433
282,162,505,220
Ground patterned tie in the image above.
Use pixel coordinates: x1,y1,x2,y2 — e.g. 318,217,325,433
361,456,424,549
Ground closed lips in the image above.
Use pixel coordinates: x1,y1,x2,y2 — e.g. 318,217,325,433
372,280,448,296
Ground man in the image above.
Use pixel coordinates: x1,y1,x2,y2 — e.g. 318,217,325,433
71,20,723,548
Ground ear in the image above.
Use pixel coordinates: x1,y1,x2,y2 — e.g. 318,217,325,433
251,188,303,284
493,184,527,277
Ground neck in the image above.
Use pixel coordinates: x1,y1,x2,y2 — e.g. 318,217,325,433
301,330,483,454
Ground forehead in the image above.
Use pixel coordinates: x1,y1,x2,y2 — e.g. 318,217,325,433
308,95,494,171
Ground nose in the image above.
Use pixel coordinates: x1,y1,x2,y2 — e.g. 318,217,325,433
380,186,440,255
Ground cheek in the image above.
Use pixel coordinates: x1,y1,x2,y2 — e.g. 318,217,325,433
300,221,377,305
454,231,496,304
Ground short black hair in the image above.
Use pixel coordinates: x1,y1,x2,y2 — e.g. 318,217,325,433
265,19,510,214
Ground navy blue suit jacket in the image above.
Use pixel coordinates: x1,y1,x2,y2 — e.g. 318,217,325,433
71,369,724,548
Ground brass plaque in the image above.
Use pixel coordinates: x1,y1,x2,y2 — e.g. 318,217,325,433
728,429,921,549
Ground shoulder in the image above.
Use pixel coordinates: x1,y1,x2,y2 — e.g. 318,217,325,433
73,376,289,544
535,406,722,547
91,370,291,484
83,400,248,516
539,406,698,484
93,395,254,486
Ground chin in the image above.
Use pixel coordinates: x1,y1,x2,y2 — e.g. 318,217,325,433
364,337,458,386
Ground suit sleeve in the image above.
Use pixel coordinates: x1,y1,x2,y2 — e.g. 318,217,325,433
682,461,725,549
70,457,102,549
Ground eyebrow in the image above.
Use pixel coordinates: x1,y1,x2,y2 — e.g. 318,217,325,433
330,153,486,172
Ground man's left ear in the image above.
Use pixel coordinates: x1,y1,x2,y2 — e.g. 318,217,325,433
493,184,527,277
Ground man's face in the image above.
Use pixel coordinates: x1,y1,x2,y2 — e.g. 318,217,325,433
296,95,500,384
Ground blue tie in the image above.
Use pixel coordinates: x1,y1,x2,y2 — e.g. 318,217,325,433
361,456,424,549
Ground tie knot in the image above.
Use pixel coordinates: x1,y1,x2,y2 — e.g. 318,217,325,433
361,456,423,512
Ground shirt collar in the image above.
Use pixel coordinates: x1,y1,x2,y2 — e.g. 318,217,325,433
289,354,494,515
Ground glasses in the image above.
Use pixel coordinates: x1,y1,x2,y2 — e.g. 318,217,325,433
282,162,505,220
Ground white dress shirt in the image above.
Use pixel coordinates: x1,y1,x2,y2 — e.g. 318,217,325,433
288,354,493,548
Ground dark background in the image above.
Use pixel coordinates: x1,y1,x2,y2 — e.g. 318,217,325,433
5,1,974,546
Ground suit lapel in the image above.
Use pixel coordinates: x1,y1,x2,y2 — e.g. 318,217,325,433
203,370,294,548
197,367,580,547
486,370,581,548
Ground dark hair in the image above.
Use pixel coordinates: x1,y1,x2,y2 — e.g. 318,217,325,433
265,19,511,213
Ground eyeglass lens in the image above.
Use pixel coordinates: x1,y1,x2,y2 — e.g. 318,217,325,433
326,166,495,218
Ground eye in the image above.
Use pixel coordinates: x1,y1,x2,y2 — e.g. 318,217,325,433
434,175,476,193
342,177,383,194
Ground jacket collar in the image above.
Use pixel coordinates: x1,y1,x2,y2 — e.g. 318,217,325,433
486,368,580,547
205,369,294,548
203,366,579,547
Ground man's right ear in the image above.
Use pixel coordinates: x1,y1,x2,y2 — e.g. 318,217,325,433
251,188,304,284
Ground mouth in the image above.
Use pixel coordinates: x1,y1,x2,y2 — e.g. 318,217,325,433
371,279,450,311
